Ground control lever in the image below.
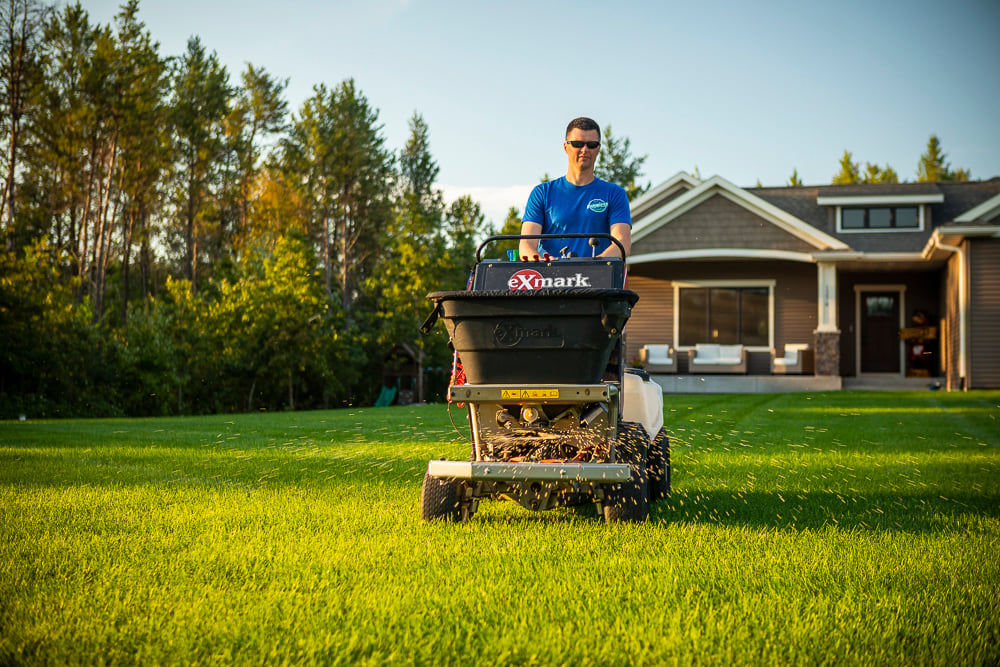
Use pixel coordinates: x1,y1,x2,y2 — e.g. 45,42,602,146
589,237,600,258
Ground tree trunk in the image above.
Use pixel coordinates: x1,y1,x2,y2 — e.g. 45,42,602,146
94,130,119,323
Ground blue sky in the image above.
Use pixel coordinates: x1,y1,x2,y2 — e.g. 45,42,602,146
83,0,1000,225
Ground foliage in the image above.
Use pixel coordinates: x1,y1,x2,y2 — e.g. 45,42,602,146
0,0,501,414
168,35,233,291
833,135,970,185
0,240,116,417
594,125,650,200
917,134,970,182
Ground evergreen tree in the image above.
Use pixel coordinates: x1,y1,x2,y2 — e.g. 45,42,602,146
168,36,232,293
376,112,449,377
594,125,649,200
229,63,288,250
0,0,49,250
917,134,970,182
444,194,485,285
832,150,860,185
114,0,170,318
281,79,394,317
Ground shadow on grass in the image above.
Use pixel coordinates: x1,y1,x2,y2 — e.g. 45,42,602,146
0,447,439,492
651,488,1000,532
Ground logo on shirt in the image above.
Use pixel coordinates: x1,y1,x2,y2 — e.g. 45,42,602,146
587,198,608,213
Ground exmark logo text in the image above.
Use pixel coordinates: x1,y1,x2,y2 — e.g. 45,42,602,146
508,269,592,290
493,320,561,348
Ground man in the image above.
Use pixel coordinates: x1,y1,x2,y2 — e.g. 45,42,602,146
519,117,632,260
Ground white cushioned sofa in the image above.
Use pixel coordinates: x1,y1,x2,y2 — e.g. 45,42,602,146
639,344,677,373
688,343,747,374
771,344,814,374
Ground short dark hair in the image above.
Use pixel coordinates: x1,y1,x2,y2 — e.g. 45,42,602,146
566,117,601,142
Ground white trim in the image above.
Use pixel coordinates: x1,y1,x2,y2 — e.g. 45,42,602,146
628,248,817,265
853,284,907,377
932,236,967,385
672,279,775,352
630,171,701,220
934,225,1000,238
632,175,849,250
818,194,944,206
954,192,1000,223
816,262,838,333
834,204,926,233
851,252,927,262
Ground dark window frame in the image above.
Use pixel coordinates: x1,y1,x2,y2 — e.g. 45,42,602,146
677,285,771,347
840,206,920,230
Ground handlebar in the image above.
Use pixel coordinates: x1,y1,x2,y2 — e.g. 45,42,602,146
475,233,627,263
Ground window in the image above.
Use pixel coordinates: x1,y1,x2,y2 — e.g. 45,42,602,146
865,295,895,317
840,206,919,230
678,286,769,346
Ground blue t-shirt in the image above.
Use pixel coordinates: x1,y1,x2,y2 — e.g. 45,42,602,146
522,177,631,258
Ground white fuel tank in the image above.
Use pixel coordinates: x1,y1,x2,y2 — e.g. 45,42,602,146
622,372,664,441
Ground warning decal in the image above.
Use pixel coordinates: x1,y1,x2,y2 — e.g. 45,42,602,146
500,389,560,400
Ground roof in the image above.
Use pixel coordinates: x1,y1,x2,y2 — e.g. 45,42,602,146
631,176,1000,264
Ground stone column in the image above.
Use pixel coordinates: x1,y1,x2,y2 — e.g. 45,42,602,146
814,331,841,376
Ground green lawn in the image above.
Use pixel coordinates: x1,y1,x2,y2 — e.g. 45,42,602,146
2,391,999,665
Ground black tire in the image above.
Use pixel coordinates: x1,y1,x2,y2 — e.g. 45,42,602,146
421,472,463,522
648,428,671,501
603,421,650,523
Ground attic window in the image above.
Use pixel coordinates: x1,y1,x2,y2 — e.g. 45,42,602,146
839,206,921,232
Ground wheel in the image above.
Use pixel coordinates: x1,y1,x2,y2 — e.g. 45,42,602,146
603,421,650,523
420,472,463,522
647,428,671,501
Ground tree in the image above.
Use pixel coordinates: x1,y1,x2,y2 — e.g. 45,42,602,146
376,112,449,396
594,125,649,200
491,205,522,259
832,150,898,185
917,134,970,182
787,168,802,187
209,234,347,411
862,162,898,184
229,63,288,250
0,0,49,250
444,194,485,284
111,0,170,322
832,150,860,185
281,79,394,317
31,1,97,275
168,36,231,293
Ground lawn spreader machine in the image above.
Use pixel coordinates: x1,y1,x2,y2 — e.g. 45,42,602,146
419,234,670,523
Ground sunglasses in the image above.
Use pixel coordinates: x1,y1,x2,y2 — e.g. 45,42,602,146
566,140,600,149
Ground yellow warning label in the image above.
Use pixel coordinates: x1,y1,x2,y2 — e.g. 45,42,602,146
500,389,560,400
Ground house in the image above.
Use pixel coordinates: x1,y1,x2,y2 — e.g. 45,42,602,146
625,172,1000,391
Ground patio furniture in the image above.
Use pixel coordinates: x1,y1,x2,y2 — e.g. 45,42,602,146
639,344,677,373
689,343,747,374
771,343,814,374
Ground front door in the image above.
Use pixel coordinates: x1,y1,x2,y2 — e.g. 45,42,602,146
859,291,901,374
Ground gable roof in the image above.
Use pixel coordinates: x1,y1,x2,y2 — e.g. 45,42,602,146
954,190,1000,223
632,174,848,251
630,171,701,221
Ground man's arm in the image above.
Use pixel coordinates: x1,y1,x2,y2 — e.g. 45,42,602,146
519,221,542,259
597,222,631,259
